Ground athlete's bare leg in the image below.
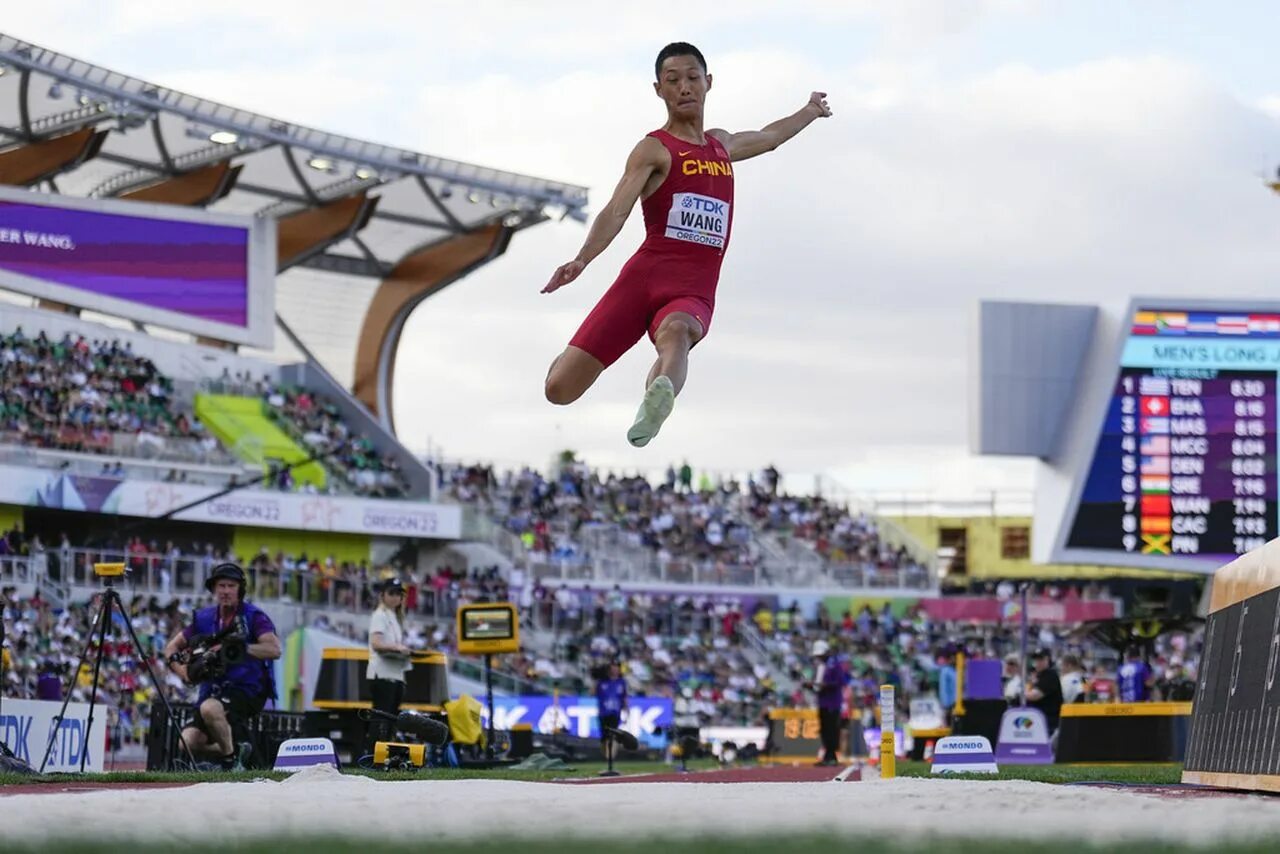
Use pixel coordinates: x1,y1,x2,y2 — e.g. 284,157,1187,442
644,312,703,395
629,312,703,447
545,346,607,405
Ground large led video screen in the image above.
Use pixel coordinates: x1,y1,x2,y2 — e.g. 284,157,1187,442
1065,308,1279,562
0,186,274,347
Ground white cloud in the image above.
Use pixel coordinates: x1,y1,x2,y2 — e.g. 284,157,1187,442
8,7,1280,495
389,49,1280,487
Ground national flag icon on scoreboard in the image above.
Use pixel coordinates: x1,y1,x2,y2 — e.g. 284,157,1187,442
1248,314,1280,334
1141,494,1171,515
1138,376,1170,396
1156,313,1187,333
1140,435,1170,456
1142,534,1172,555
1217,316,1250,335
1141,516,1172,534
1133,312,1157,334
1141,476,1170,494
1141,396,1169,417
1140,417,1170,435
1187,314,1218,335
1140,455,1170,475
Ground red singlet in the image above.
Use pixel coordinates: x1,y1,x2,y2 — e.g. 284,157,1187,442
569,128,735,368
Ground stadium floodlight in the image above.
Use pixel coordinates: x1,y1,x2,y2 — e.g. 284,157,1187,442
307,155,336,172
466,190,481,203
47,81,62,100
354,166,376,180
209,130,238,145
438,184,453,199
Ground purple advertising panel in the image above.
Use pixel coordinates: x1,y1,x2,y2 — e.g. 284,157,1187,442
0,186,273,348
0,199,247,324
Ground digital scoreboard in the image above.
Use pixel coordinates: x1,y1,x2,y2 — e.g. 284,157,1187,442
1065,308,1280,563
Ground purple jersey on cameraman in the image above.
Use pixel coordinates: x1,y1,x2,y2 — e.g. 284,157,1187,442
596,676,628,717
1118,660,1152,703
817,656,847,712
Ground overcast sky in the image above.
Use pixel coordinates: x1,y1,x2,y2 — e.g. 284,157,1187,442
10,2,1280,496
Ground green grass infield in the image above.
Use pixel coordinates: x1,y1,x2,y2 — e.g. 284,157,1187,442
0,758,1186,787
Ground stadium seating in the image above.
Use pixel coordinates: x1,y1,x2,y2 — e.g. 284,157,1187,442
194,394,328,491
0,328,221,462
446,463,929,589
0,318,419,498
261,384,408,498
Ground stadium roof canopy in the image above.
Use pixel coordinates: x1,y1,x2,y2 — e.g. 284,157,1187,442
0,33,589,426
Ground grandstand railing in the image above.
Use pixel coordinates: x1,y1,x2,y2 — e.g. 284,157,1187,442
0,429,241,467
524,555,931,591
24,546,468,619
0,555,34,586
0,440,258,488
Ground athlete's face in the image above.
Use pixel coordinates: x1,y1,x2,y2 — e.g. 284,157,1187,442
654,56,711,118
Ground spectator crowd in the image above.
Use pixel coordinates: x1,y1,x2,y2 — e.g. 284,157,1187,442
0,328,216,458
0,322,411,500
441,460,927,589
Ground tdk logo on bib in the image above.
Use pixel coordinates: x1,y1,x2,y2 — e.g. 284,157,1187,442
666,192,730,249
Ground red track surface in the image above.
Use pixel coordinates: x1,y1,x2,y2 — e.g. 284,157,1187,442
0,764,860,796
0,781,195,797
563,764,860,784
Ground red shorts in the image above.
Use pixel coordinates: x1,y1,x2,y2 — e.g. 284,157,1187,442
568,252,717,368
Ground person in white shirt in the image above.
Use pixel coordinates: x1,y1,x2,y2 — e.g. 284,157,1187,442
1059,654,1086,705
365,577,412,754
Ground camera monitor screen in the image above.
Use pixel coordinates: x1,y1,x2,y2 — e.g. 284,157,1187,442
456,603,519,655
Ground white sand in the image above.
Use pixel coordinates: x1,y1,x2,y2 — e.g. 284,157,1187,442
3,767,1280,846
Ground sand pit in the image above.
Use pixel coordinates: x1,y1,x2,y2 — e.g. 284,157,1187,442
2,767,1280,846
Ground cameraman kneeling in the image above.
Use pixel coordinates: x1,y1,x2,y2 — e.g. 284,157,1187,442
163,563,281,770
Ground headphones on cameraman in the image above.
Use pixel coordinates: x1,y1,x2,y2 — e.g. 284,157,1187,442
205,562,247,601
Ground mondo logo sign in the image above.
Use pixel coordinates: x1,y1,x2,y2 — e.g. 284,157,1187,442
273,738,339,772
931,735,999,775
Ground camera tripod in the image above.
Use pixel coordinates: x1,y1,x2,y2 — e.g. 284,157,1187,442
39,572,195,773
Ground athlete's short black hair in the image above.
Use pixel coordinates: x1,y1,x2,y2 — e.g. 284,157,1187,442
655,42,707,80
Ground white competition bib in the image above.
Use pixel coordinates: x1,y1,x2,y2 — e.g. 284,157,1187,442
665,192,730,249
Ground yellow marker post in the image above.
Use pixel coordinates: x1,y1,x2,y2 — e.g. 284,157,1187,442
953,651,967,718
879,684,896,779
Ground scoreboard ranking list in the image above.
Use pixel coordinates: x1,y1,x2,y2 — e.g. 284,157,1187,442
1067,367,1279,558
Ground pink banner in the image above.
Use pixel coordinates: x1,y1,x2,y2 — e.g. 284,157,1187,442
920,597,1118,624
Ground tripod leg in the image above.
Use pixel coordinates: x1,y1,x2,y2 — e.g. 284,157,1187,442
112,590,199,769
39,591,109,774
80,589,114,773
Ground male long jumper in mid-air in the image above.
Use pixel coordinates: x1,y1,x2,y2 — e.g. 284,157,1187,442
542,41,832,447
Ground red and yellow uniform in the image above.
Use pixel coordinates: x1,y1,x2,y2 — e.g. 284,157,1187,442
570,129,735,367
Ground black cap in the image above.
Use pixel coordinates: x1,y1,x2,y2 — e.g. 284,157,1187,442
381,577,406,594
205,563,246,593
1032,648,1052,661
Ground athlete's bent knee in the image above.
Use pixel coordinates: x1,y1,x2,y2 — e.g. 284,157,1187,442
545,375,583,406
656,317,698,349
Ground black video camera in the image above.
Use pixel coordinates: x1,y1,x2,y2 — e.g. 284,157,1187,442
175,624,247,684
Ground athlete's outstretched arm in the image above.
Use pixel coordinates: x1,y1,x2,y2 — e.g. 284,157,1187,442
542,137,666,294
709,91,832,163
